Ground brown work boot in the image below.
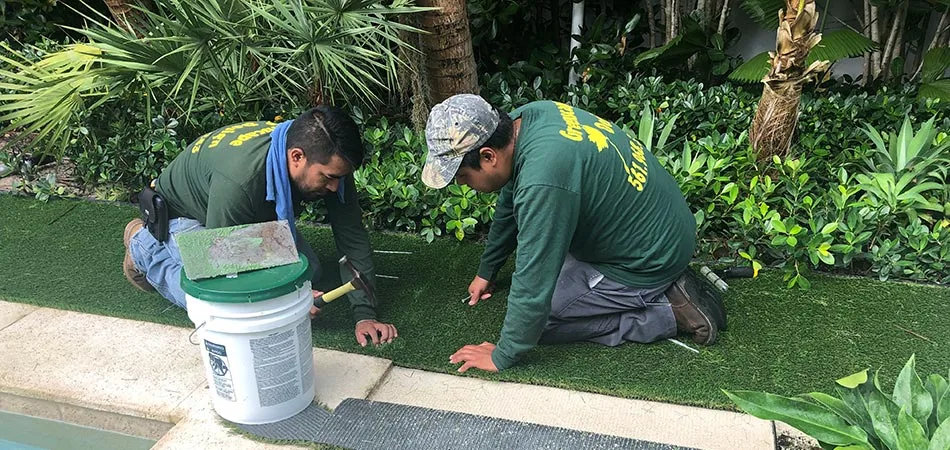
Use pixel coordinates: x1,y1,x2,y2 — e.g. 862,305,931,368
123,219,154,292
665,267,726,345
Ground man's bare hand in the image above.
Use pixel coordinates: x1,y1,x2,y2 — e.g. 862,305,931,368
355,320,398,347
467,276,494,306
310,290,324,318
449,342,498,373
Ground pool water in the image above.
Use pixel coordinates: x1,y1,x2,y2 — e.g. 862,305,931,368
0,410,156,450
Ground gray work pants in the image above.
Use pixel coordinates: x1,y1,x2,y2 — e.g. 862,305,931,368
540,254,677,346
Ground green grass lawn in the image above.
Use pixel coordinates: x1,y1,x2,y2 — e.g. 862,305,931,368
1,193,948,409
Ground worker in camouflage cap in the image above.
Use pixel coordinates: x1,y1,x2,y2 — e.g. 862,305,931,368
422,94,726,374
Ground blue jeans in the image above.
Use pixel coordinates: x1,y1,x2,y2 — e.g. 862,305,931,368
129,218,323,309
128,218,205,308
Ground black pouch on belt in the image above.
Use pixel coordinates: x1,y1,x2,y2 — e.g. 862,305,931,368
138,186,169,243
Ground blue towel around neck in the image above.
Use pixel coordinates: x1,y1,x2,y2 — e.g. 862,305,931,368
265,120,347,243
266,120,298,241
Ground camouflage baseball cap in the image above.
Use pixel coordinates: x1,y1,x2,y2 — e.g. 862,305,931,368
422,94,500,189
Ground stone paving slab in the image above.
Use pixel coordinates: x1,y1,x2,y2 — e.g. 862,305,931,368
368,367,775,450
313,348,392,410
0,307,205,422
0,300,36,331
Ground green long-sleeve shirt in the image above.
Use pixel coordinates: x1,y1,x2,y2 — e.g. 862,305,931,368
155,121,378,321
477,102,696,370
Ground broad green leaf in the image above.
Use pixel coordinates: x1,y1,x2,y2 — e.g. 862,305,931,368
926,375,948,428
834,385,877,440
821,222,839,235
868,389,901,450
639,107,655,151
807,29,877,65
940,384,950,424
896,406,928,450
838,370,869,389
656,113,680,154
931,418,950,450
809,392,864,427
834,445,874,450
919,79,950,102
893,355,934,431
771,217,787,233
724,390,869,446
921,47,950,83
729,51,771,83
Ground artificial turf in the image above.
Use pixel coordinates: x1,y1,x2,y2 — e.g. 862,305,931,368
1,193,948,409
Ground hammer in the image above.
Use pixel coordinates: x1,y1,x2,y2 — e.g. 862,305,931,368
313,255,375,308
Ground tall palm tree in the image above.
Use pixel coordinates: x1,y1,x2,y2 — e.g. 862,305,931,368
748,0,829,162
415,0,478,104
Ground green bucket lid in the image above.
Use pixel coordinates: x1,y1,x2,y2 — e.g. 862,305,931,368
180,257,313,303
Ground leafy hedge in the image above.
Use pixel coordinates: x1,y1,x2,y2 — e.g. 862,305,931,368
13,75,950,287
338,76,950,287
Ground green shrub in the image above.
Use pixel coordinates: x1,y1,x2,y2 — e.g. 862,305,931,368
724,355,950,450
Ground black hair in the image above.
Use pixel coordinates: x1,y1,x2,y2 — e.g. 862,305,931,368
458,108,513,170
285,105,363,169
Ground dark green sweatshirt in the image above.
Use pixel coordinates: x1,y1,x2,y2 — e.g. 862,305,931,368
477,102,696,370
155,121,378,322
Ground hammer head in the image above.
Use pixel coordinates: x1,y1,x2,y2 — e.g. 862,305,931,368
338,255,376,303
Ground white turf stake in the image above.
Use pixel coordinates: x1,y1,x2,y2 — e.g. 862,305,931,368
374,250,413,255
376,274,399,279
667,338,700,354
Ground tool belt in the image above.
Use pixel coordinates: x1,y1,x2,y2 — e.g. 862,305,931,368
138,184,169,243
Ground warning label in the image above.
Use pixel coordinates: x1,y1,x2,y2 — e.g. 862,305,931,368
250,329,301,407
296,319,314,394
205,340,236,402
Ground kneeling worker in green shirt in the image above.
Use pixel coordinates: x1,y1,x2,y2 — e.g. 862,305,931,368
123,106,397,347
422,94,725,373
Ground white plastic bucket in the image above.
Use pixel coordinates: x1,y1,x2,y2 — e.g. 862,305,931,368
186,281,315,425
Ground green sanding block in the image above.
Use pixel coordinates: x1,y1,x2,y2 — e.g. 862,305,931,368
176,220,300,280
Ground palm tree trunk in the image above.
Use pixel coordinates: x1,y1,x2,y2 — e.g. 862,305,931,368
749,0,829,162
415,0,479,105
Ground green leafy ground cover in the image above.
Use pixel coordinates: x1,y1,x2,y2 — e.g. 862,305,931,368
1,194,947,409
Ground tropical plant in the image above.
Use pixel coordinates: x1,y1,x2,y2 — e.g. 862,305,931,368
855,172,944,223
862,116,950,182
724,355,950,450
0,0,430,156
632,105,679,155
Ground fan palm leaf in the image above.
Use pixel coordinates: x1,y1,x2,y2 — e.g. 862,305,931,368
730,29,876,83
0,0,431,155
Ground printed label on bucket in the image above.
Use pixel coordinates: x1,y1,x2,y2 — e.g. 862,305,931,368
249,328,303,407
205,340,236,402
